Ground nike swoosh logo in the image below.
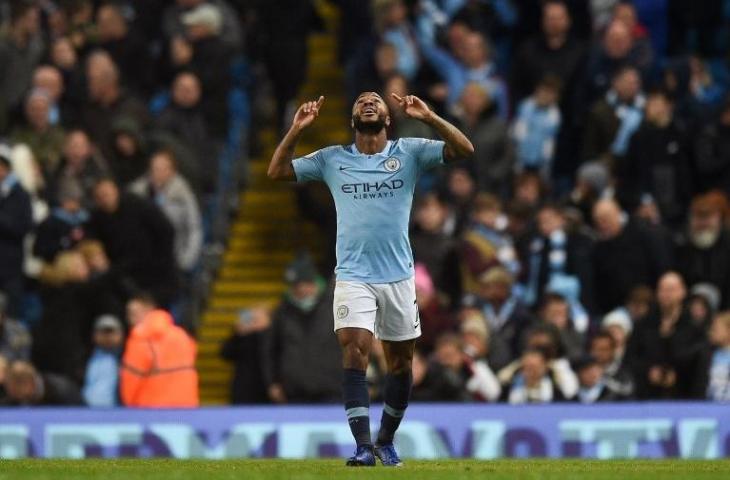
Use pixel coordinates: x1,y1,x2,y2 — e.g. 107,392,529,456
339,166,350,171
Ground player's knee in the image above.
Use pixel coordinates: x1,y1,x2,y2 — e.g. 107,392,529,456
342,341,369,370
388,357,412,375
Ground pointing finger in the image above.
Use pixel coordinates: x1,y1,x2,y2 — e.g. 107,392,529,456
391,93,404,103
316,96,325,108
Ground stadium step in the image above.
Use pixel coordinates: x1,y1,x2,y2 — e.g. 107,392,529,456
196,0,350,405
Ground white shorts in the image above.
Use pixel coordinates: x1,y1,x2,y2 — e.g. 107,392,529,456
333,276,421,342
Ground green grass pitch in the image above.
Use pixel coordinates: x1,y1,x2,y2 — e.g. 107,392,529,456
1,459,730,480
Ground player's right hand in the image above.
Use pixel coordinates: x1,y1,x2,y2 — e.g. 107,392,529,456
292,96,325,130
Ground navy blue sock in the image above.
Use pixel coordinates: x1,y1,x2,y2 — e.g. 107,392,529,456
343,368,371,447
377,372,412,445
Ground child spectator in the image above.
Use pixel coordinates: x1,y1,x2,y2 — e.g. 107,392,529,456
512,75,562,179
82,315,124,407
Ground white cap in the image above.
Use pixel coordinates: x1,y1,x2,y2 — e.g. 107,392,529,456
181,4,222,34
602,308,633,335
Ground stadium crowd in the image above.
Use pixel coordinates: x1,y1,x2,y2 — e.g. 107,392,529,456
0,0,729,408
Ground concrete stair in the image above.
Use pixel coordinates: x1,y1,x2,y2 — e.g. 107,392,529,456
196,0,349,404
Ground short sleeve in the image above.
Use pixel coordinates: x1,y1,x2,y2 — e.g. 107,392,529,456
292,149,327,183
404,138,445,172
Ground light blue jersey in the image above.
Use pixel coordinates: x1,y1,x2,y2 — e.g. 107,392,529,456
292,137,445,283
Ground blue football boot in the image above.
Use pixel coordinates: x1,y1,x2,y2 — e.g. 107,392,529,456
374,443,404,467
345,445,376,466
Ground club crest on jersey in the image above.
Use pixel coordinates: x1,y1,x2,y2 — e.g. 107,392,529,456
337,305,349,319
384,157,401,172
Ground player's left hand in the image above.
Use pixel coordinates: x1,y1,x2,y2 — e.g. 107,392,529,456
391,93,432,121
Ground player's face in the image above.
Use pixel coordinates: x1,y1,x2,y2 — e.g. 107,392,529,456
351,92,390,134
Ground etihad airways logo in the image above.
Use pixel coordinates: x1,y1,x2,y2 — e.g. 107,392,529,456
341,179,404,199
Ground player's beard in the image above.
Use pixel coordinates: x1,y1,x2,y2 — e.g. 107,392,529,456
352,113,386,134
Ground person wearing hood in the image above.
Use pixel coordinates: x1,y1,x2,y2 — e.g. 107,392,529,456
108,116,149,187
676,192,730,310
266,256,342,404
33,180,89,262
120,308,198,407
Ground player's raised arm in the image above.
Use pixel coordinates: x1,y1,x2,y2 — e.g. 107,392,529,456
390,93,474,162
267,96,325,181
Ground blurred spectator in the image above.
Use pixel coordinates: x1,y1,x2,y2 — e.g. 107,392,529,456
220,307,272,404
82,314,123,407
501,348,566,404
624,285,654,323
591,198,672,313
460,309,511,372
433,333,501,402
628,272,705,399
583,20,654,103
462,267,533,358
583,66,645,164
510,0,587,105
267,257,341,403
519,204,594,317
410,193,460,302
49,129,109,208
676,192,730,310
95,2,152,96
421,31,509,118
167,4,232,137
121,309,198,407
48,37,86,114
693,97,730,193
11,89,66,175
455,82,512,197
126,292,157,328
162,0,242,54
687,283,720,330
511,75,562,179
414,264,457,353
0,292,31,361
568,161,610,223
32,249,121,383
31,65,69,126
0,152,33,317
411,348,465,402
698,312,730,401
535,293,584,362
129,149,202,273
617,88,692,228
383,74,433,139
2,360,82,406
33,180,89,262
573,355,629,403
156,72,220,194
108,116,148,187
89,179,178,306
81,51,150,161
0,0,43,130
461,195,520,293
372,0,420,81
590,329,634,398
442,166,477,236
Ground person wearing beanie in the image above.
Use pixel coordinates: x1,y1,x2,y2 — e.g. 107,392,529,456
33,179,89,262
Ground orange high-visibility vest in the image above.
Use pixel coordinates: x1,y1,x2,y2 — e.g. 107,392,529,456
120,309,199,407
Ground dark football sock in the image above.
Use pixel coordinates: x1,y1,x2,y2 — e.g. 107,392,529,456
343,368,371,447
377,372,412,445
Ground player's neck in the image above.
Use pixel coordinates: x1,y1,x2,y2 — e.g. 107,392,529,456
354,131,388,155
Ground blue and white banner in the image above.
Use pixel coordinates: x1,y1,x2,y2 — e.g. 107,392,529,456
0,403,727,459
